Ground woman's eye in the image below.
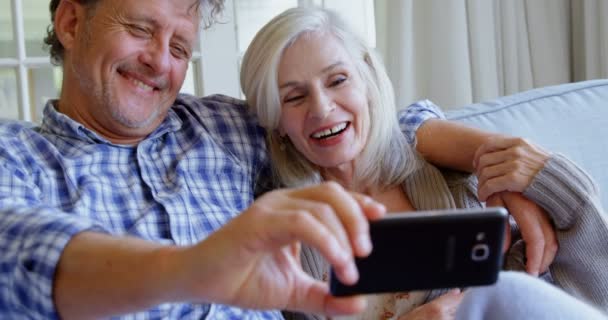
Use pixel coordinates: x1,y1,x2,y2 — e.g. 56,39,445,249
330,77,347,87
284,95,304,104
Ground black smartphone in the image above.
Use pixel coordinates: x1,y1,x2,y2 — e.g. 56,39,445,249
330,207,508,296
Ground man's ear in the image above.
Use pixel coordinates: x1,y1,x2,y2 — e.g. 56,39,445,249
54,0,87,52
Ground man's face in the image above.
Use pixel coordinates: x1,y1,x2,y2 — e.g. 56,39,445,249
64,0,199,142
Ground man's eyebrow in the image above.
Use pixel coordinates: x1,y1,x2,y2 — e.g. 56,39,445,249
126,14,160,28
126,15,195,45
279,61,345,89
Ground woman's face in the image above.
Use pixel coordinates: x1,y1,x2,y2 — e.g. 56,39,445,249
277,32,370,170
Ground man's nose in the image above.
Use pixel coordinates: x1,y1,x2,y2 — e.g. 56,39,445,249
309,89,335,119
141,39,171,74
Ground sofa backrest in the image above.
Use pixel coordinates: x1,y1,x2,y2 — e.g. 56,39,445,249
445,79,608,209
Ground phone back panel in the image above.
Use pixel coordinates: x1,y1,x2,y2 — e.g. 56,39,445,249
330,208,507,296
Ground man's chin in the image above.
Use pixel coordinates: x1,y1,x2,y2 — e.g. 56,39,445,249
111,109,162,130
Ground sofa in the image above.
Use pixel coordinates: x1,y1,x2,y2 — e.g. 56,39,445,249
444,79,608,210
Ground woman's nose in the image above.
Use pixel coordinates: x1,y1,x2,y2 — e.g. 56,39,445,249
309,89,335,119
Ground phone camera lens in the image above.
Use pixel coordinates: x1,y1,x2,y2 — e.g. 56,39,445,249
471,244,490,261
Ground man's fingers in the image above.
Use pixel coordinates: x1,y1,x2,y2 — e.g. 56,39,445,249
290,182,375,257
473,136,520,168
475,149,513,174
478,175,520,201
282,198,353,257
351,193,386,221
271,210,359,285
477,161,519,194
287,280,366,316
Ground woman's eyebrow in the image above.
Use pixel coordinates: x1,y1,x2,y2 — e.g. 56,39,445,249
320,61,344,74
279,61,345,89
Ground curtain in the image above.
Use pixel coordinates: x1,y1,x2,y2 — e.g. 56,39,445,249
572,0,608,81
375,0,608,110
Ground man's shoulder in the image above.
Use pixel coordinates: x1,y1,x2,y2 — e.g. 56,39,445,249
0,119,47,169
0,119,39,141
174,93,256,119
0,118,37,131
172,93,265,139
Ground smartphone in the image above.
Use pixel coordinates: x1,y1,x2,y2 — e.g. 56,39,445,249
330,207,508,296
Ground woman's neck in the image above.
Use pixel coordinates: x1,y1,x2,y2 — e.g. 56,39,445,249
320,162,356,190
320,165,415,213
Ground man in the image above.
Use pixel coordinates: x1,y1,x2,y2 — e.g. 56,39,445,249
1,0,383,318
0,0,562,318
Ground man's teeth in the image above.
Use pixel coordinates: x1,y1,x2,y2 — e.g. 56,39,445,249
312,122,348,139
130,78,154,92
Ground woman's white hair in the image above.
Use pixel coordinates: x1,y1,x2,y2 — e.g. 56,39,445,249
240,7,419,190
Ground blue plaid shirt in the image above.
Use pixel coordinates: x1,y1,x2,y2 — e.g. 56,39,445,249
0,94,443,319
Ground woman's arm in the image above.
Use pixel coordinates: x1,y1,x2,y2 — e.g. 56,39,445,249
407,115,557,277
522,154,608,308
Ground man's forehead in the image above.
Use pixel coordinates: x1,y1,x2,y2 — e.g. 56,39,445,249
104,0,202,17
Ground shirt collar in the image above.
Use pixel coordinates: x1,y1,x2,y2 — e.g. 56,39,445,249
40,100,184,145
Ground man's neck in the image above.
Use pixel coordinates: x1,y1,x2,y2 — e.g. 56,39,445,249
55,98,150,146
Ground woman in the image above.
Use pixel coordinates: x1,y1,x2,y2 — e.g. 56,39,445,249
240,7,608,319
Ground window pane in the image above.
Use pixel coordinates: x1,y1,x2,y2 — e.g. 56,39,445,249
0,69,19,120
24,0,53,57
322,0,376,47
0,1,16,58
235,0,297,52
28,66,62,122
181,60,198,96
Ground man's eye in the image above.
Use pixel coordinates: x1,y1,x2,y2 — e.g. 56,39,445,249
171,46,190,59
129,25,149,37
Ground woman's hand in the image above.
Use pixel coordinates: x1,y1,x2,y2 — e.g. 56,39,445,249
487,192,558,276
474,136,550,201
398,290,464,320
472,136,557,276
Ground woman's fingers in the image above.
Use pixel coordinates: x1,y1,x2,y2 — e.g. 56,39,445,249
499,192,558,276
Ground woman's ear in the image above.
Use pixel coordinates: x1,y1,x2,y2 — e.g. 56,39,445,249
54,0,87,53
275,128,286,138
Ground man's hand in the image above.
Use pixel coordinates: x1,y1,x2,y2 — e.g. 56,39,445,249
472,136,556,276
398,290,464,320
177,182,386,316
474,136,550,201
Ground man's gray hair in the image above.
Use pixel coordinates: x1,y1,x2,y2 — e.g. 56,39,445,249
44,0,225,65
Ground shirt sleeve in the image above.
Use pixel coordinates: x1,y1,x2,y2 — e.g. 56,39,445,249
0,164,107,319
398,100,446,146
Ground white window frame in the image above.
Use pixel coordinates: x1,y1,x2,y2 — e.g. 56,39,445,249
0,0,52,122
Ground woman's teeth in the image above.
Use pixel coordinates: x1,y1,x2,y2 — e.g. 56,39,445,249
311,122,348,139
